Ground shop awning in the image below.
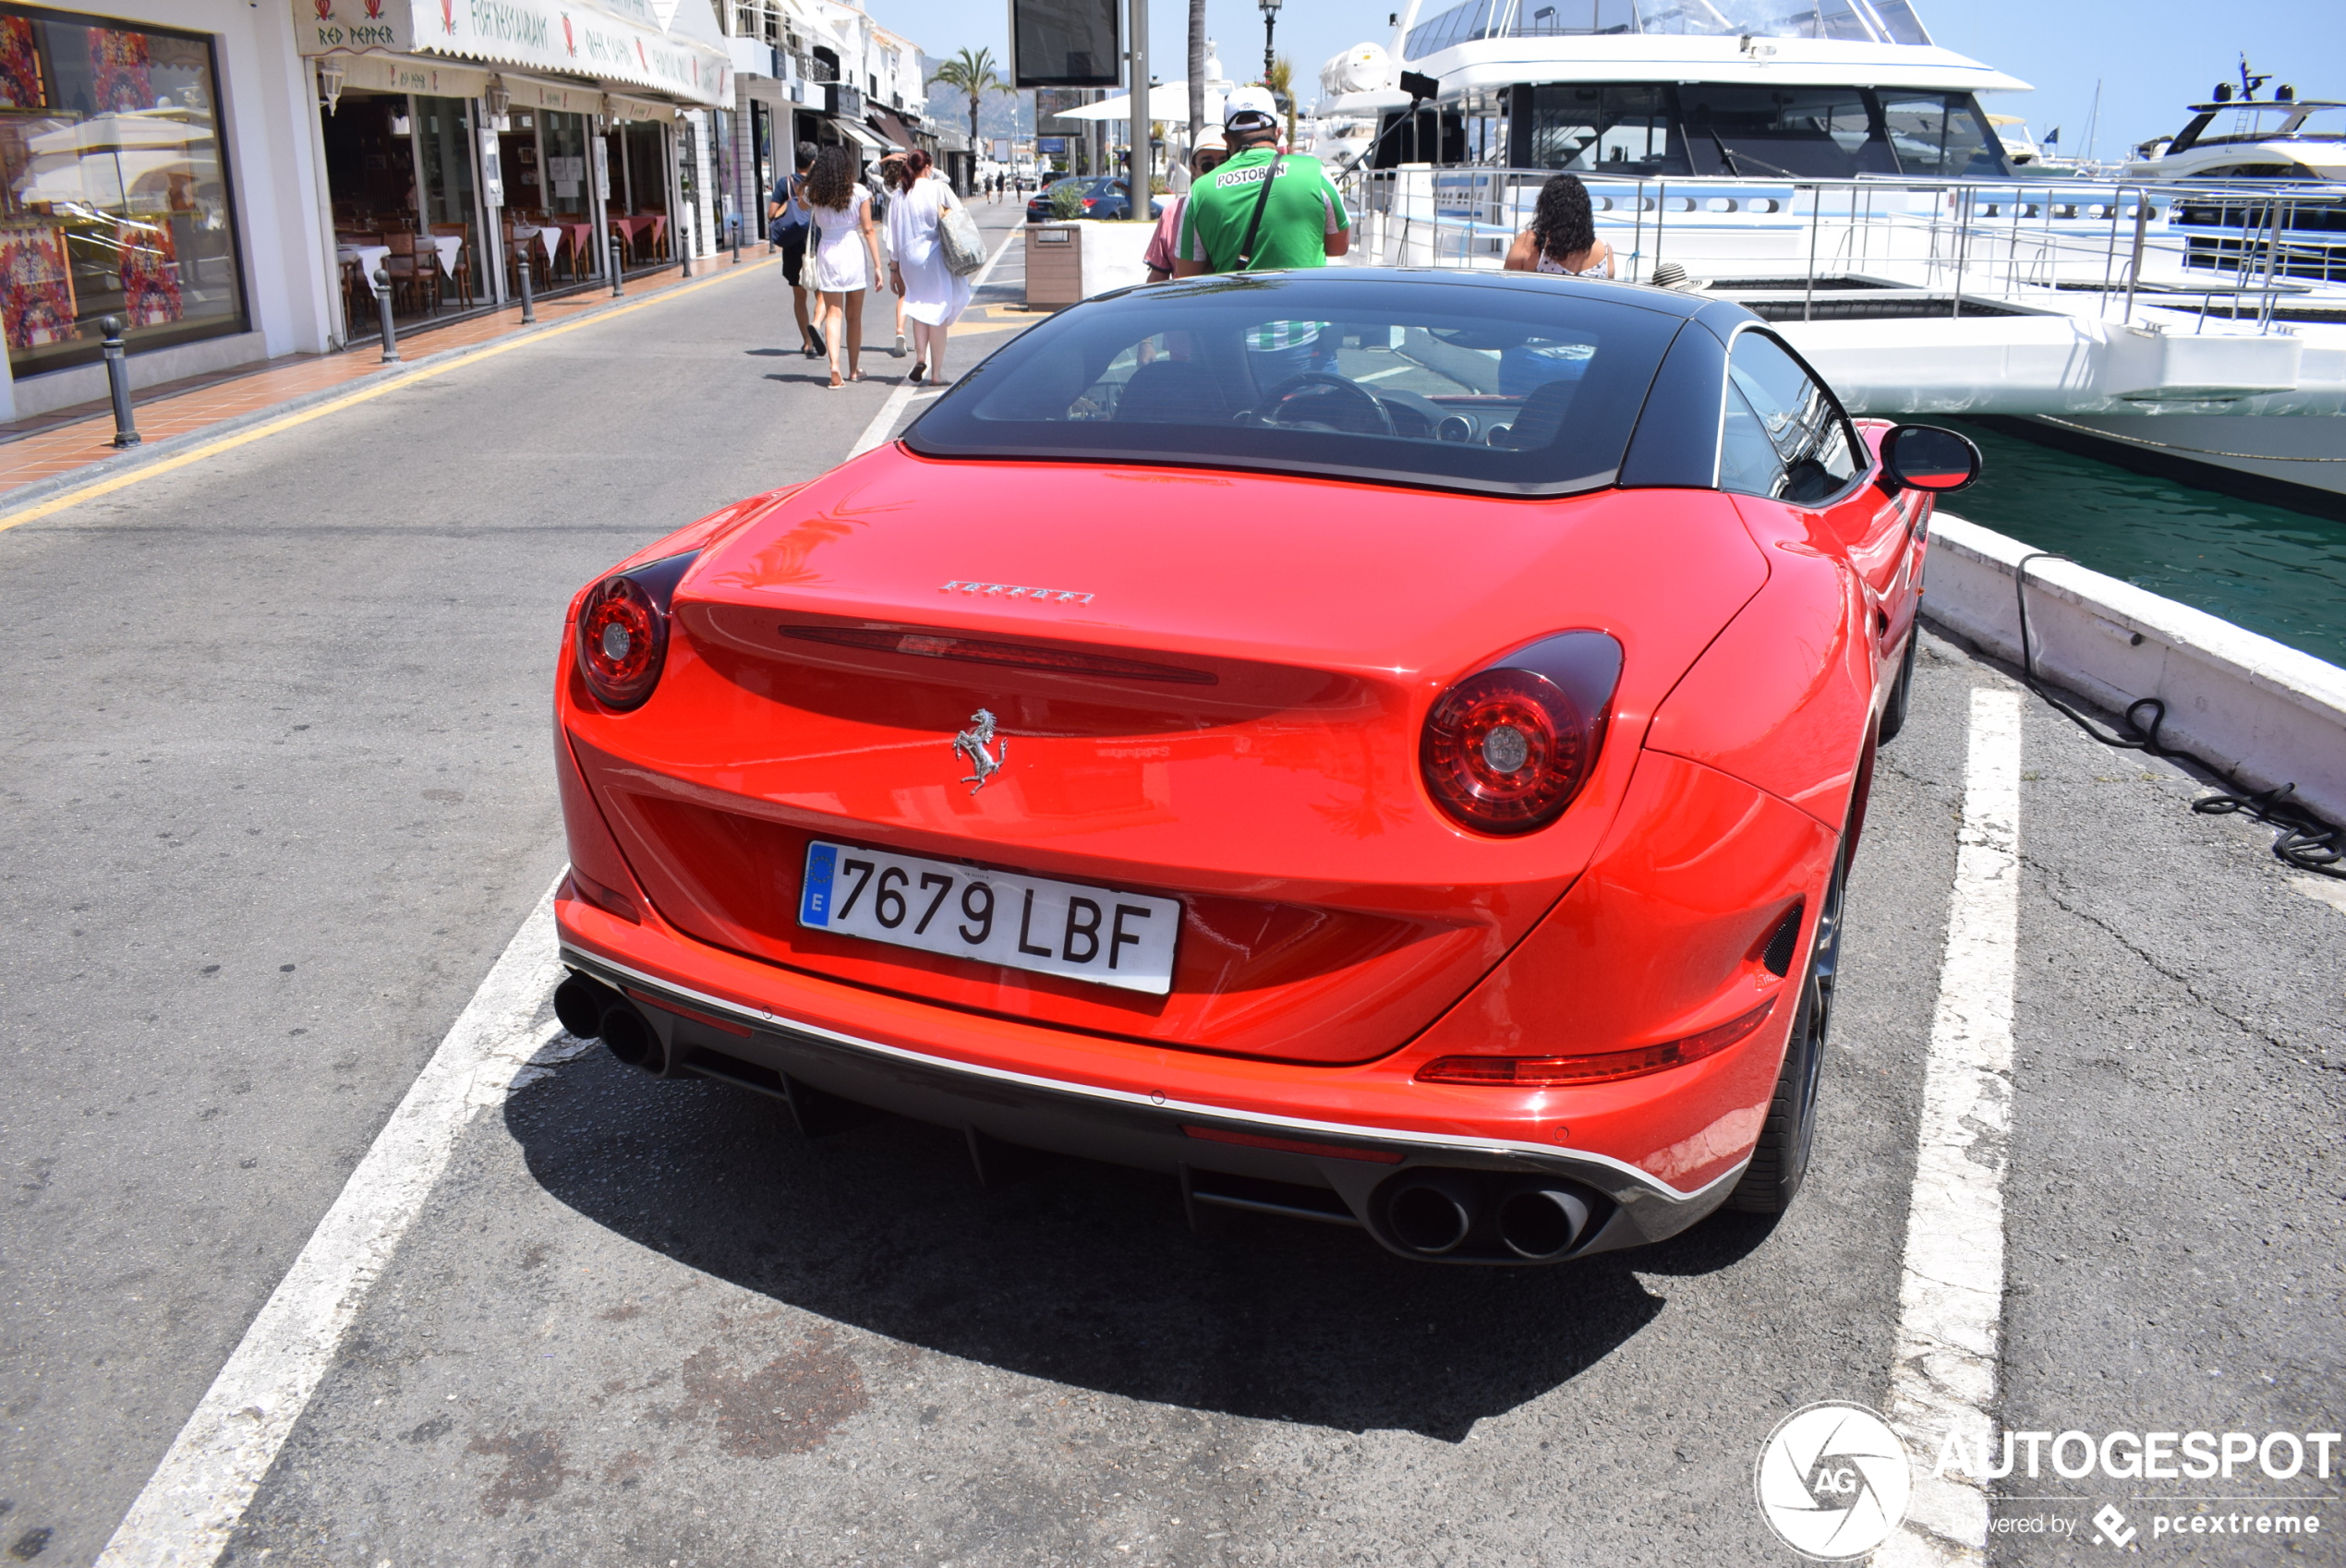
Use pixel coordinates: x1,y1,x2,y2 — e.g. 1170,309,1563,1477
497,73,611,115
832,119,892,155
868,108,916,151
604,92,680,122
295,0,732,107
312,52,492,101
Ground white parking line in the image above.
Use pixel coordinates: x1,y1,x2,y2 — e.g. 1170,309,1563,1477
845,226,1022,462
93,884,576,1568
1880,686,2025,1567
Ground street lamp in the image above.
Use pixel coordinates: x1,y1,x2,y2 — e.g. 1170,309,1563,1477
1258,0,1280,87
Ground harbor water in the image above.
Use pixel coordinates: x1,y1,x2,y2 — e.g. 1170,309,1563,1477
1949,421,2346,671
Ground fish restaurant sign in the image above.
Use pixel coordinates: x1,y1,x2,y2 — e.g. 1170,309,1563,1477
295,0,731,106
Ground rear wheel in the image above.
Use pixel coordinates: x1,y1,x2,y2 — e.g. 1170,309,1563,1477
1876,624,1920,743
1729,837,1844,1214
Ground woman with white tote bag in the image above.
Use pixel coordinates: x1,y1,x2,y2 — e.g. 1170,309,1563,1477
885,151,975,386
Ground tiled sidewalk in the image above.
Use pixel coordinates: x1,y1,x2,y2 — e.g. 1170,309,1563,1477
0,261,756,501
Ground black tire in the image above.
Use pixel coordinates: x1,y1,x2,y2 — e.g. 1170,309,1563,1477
1876,623,1920,744
1729,838,1844,1214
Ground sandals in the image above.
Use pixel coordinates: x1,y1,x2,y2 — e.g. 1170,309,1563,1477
909,362,925,385
806,327,826,357
892,332,907,358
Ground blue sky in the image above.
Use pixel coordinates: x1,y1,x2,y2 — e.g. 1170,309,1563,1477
897,0,2341,159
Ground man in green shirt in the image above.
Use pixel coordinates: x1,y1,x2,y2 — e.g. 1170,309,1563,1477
1172,87,1350,276
1173,87,1351,390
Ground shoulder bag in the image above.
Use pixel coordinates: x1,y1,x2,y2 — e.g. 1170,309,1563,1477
937,184,986,276
1227,154,1285,271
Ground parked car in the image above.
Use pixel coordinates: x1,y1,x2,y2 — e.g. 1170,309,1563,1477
551,268,1981,1265
1025,176,1088,223
1074,176,1167,221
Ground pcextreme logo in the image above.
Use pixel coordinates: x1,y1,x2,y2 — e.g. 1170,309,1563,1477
1754,1403,1913,1561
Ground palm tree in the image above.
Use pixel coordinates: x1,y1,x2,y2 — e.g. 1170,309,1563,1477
930,46,1002,149
1264,55,1298,151
1187,0,1206,151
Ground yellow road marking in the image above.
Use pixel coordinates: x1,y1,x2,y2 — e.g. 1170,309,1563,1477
0,258,778,537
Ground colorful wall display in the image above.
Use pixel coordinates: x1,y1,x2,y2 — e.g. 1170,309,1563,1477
0,8,244,376
0,221,75,349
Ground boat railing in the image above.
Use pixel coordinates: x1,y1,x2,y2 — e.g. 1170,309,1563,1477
1336,165,2346,332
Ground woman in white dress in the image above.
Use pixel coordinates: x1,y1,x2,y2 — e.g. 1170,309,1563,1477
884,151,973,386
803,144,883,388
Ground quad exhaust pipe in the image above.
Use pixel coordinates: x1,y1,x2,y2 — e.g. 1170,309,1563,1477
553,971,668,1075
1378,1171,1599,1261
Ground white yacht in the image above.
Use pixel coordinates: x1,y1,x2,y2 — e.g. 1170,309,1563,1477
1323,0,2026,178
2125,69,2346,183
1313,3,2346,514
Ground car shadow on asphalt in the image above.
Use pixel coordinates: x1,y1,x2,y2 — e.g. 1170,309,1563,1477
507,1051,1780,1442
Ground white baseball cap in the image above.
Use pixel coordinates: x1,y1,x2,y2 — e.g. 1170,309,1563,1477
1223,85,1278,130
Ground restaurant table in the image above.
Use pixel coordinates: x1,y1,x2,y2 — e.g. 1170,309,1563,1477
609,212,663,260
334,242,392,285
545,220,596,276
425,232,463,277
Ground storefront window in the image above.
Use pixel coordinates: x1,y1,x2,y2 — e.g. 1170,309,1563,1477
541,109,588,218
0,6,247,377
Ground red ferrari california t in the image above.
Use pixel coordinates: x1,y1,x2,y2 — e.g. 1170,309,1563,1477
550,268,1979,1264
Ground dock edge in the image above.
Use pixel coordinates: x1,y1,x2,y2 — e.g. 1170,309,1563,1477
1922,512,2346,827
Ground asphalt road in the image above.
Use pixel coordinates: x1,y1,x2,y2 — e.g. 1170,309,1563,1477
3,203,2341,1567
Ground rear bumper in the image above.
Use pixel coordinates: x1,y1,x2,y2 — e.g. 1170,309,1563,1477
560,925,1754,1263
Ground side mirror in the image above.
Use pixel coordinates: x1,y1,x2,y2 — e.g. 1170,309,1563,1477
1880,423,1982,492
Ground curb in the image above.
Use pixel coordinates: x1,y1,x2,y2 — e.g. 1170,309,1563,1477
0,258,776,521
1922,511,2346,825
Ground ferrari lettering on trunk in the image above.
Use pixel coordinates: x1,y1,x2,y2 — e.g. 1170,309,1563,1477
797,840,1181,995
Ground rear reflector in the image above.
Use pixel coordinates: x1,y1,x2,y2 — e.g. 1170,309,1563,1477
624,986,753,1038
1417,996,1779,1087
781,623,1216,685
569,869,641,924
1183,1125,1408,1164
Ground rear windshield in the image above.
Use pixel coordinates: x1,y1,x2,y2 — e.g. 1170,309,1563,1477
901,274,1685,497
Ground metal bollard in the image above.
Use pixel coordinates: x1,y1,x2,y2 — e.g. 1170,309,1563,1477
98,315,139,449
680,215,693,278
515,246,536,324
609,231,624,299
372,267,401,363
731,215,741,265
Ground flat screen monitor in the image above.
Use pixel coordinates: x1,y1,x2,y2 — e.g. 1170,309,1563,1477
1010,0,1120,88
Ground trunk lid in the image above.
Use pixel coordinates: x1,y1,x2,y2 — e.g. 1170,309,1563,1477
567,452,1768,1064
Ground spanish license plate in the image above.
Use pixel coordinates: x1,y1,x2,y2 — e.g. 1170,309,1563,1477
797,841,1180,995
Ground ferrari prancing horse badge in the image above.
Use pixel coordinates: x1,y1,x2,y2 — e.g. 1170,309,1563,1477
952,709,1006,795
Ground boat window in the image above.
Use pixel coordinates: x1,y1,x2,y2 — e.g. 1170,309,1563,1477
1406,0,1931,51
1514,0,1642,34
1878,92,2008,177
1679,87,1894,178
1867,0,1933,44
1404,0,1502,58
1719,331,1861,505
1527,84,1688,175
903,274,1685,498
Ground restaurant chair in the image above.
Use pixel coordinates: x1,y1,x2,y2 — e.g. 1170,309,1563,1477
382,231,438,314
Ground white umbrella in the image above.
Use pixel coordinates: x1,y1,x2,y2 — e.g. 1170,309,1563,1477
1056,82,1223,123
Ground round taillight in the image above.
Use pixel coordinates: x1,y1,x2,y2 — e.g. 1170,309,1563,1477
1421,668,1594,835
575,574,667,710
